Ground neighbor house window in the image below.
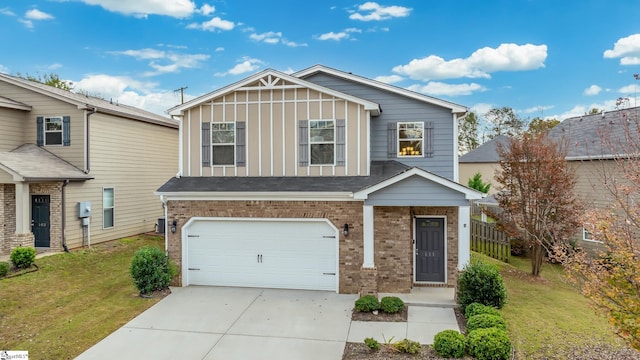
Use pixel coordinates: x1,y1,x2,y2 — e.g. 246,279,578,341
309,120,335,165
103,188,114,229
212,122,235,165
398,122,423,157
582,226,602,243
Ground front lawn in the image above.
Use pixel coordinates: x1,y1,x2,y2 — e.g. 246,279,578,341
0,235,165,359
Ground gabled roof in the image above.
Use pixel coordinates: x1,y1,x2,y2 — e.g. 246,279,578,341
293,64,468,116
0,73,178,128
0,144,92,182
549,107,640,160
459,135,510,163
0,96,31,111
168,68,381,116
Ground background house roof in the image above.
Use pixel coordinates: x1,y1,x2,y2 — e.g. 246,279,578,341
0,144,92,181
0,73,178,128
459,135,510,163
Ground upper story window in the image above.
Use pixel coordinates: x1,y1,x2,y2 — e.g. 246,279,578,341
398,122,423,157
37,116,70,146
309,120,335,165
212,122,235,165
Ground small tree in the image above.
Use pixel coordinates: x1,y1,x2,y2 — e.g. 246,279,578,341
468,172,491,193
458,111,480,154
495,132,581,276
15,72,73,91
527,117,559,135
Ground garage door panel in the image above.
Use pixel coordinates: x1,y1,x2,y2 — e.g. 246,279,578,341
186,219,337,291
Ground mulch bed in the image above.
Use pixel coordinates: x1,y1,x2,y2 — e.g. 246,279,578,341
351,306,408,322
1,264,39,279
342,342,474,360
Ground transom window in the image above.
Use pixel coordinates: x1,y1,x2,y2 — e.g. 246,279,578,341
309,120,335,165
212,122,235,165
398,122,423,157
45,117,63,145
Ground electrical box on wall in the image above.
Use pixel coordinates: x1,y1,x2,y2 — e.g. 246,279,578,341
78,201,91,218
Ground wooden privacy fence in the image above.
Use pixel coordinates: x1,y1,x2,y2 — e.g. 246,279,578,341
470,219,511,262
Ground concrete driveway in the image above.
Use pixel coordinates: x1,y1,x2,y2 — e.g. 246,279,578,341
76,286,460,360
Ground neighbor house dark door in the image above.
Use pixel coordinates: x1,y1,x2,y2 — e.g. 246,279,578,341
32,195,50,247
415,217,445,282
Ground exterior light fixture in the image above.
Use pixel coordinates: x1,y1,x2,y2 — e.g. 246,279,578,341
343,223,349,236
171,220,177,233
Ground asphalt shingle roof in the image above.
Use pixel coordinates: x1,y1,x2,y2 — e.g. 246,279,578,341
459,135,510,163
0,144,92,181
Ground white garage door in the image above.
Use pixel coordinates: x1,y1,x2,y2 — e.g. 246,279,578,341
185,218,337,291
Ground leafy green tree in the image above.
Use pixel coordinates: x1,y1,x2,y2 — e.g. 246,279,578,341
458,111,480,154
527,117,560,134
15,72,72,91
468,172,491,193
589,108,603,115
485,107,526,139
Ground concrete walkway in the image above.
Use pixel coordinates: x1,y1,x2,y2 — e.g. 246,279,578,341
76,287,459,360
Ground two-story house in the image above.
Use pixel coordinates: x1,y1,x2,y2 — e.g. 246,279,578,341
0,73,178,256
156,65,483,295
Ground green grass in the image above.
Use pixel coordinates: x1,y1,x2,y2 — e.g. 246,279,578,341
0,235,165,359
471,252,631,359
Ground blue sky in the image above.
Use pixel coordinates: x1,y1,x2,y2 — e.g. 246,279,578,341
2,0,640,126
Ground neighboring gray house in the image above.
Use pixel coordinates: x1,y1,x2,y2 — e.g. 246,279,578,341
157,65,484,295
459,135,509,195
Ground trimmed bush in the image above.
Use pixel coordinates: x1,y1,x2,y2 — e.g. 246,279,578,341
364,337,380,351
467,313,507,333
457,261,507,309
130,246,174,295
392,338,421,354
0,261,10,277
433,329,466,358
467,327,511,360
10,247,36,269
354,295,380,312
465,302,502,319
380,296,404,314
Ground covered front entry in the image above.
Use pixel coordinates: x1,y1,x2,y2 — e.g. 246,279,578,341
183,218,338,291
415,217,445,282
31,194,51,248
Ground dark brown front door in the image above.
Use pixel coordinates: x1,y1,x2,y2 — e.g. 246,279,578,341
415,218,445,282
32,195,51,247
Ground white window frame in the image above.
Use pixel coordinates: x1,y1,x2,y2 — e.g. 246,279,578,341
211,122,235,166
309,119,335,166
44,116,64,146
582,226,602,243
397,121,424,157
103,187,115,229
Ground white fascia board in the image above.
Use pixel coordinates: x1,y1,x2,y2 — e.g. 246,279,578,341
154,191,356,202
168,68,381,116
353,167,484,200
294,65,468,115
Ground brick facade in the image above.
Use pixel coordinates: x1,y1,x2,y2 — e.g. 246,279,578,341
166,200,460,294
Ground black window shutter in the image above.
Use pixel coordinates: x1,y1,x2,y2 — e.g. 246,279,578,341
424,121,434,158
36,116,44,146
387,122,397,158
62,116,71,146
299,120,309,166
235,121,246,167
202,122,211,166
336,119,345,166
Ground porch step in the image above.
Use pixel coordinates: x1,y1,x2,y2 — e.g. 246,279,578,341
380,287,457,308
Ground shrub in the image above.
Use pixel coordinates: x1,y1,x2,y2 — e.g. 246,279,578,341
130,246,174,295
433,329,466,358
0,261,10,277
467,327,512,360
380,296,404,314
364,337,380,351
354,295,379,312
392,338,421,354
457,261,507,309
10,247,36,269
465,302,502,319
466,313,507,333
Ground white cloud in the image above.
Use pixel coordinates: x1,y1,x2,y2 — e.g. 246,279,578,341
522,105,554,114
618,84,640,94
25,9,54,20
113,48,165,59
18,19,33,29
1,8,16,16
393,43,548,81
215,47,225,52
216,57,264,77
349,2,411,21
374,74,403,84
78,0,195,18
345,27,362,33
407,82,485,96
199,4,215,15
111,48,210,75
0,64,9,73
584,85,602,96
603,34,640,65
187,16,235,31
250,31,307,47
318,31,349,41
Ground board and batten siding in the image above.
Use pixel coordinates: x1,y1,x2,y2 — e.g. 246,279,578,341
182,85,368,177
365,176,469,206
0,108,27,152
0,81,85,168
303,73,456,181
64,112,178,249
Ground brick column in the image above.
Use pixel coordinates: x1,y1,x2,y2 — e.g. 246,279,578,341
359,267,378,297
